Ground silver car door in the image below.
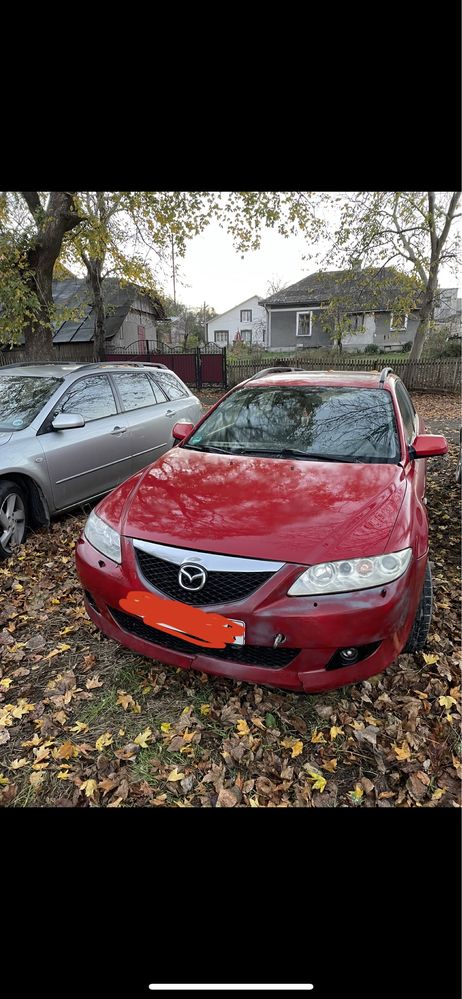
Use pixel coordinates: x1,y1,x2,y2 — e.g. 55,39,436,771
42,374,133,509
110,371,175,474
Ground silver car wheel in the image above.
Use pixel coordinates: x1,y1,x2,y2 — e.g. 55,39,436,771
0,492,26,552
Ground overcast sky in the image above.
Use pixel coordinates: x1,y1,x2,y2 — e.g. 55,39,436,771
162,214,461,316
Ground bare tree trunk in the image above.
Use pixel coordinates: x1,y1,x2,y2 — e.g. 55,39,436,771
408,192,461,363
20,193,82,359
408,267,439,362
87,258,105,359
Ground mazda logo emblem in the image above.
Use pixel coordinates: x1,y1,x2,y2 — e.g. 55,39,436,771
178,564,207,591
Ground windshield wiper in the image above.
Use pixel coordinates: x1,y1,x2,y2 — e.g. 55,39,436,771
229,447,362,462
184,444,233,455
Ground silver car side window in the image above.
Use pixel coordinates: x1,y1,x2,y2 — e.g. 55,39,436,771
154,370,189,400
58,375,117,422
112,372,164,410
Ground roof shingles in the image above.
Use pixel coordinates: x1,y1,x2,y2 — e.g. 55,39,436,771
260,268,423,311
51,279,165,344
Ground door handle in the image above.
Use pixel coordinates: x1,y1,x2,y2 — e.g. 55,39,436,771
111,426,127,435
165,410,177,417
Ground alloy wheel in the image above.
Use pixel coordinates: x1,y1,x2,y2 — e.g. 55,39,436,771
0,492,26,553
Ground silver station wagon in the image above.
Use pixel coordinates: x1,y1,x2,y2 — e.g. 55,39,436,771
0,361,202,559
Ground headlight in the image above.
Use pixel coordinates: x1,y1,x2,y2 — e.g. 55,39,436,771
84,511,121,564
287,548,412,596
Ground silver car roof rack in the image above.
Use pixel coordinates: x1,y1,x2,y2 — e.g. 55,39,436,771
378,366,394,385
245,366,306,381
2,360,168,370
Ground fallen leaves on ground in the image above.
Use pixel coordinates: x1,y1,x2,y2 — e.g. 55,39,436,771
0,393,460,807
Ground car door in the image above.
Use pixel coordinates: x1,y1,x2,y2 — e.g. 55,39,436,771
41,373,134,509
151,369,201,425
110,371,175,474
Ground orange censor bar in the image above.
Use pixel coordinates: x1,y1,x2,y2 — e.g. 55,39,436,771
119,591,245,650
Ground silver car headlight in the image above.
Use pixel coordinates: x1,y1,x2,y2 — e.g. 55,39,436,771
84,511,121,564
287,548,412,596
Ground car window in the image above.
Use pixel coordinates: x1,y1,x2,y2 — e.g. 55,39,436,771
59,375,117,422
186,386,400,463
112,372,164,411
394,382,416,442
0,374,63,431
153,370,189,401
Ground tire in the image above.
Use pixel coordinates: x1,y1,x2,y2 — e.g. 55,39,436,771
404,560,433,653
0,480,27,560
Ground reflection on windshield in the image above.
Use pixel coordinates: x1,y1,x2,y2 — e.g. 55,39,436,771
0,375,62,431
186,386,400,463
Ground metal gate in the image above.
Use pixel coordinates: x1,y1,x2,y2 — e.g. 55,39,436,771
103,340,226,389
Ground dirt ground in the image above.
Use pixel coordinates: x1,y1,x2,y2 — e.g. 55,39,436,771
0,392,460,808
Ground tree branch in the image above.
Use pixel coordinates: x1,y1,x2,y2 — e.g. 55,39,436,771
20,192,42,220
392,198,428,284
436,191,461,257
428,192,437,257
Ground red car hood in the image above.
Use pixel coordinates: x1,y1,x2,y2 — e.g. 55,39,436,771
120,448,407,565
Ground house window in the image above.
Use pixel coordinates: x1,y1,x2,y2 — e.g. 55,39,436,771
351,313,365,331
296,311,312,336
240,309,252,322
241,330,252,344
214,330,229,345
390,312,408,332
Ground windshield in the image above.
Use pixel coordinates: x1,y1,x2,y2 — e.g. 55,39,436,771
0,374,63,432
185,386,401,463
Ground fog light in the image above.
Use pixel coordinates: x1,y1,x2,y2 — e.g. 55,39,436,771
339,647,359,664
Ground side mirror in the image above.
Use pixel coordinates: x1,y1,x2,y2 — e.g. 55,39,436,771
52,413,85,430
172,421,195,442
410,434,448,459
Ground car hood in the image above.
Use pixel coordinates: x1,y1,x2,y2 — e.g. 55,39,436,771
121,448,407,565
0,433,13,447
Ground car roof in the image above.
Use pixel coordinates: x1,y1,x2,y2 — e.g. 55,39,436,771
0,361,171,378
239,368,397,390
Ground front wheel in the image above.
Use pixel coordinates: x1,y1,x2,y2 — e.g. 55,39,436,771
404,561,433,653
0,480,27,560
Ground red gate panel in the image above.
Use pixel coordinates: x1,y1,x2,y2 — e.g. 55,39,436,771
201,353,223,385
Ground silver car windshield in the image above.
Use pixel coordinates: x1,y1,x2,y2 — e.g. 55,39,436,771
0,375,63,431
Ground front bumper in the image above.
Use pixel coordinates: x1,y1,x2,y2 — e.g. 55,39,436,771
75,535,427,693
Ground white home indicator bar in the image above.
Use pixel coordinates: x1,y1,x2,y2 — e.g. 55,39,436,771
148,987,314,992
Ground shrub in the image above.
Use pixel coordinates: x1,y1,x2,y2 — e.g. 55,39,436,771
401,341,413,352
364,344,380,354
423,326,462,359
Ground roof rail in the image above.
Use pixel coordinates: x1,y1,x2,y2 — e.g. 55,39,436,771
1,359,168,371
378,366,393,385
124,361,168,369
245,366,305,381
1,360,97,369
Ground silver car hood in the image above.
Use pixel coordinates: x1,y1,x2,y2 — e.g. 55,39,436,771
0,433,12,446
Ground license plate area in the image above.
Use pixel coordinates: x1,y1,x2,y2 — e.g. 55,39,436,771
230,619,245,645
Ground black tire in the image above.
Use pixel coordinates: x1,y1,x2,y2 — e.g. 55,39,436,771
0,480,27,560
404,560,433,653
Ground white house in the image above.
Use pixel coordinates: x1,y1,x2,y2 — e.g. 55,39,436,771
206,295,266,347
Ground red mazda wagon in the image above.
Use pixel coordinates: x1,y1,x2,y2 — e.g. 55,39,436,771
75,367,448,693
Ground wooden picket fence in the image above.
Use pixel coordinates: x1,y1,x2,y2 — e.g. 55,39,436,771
227,356,461,393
